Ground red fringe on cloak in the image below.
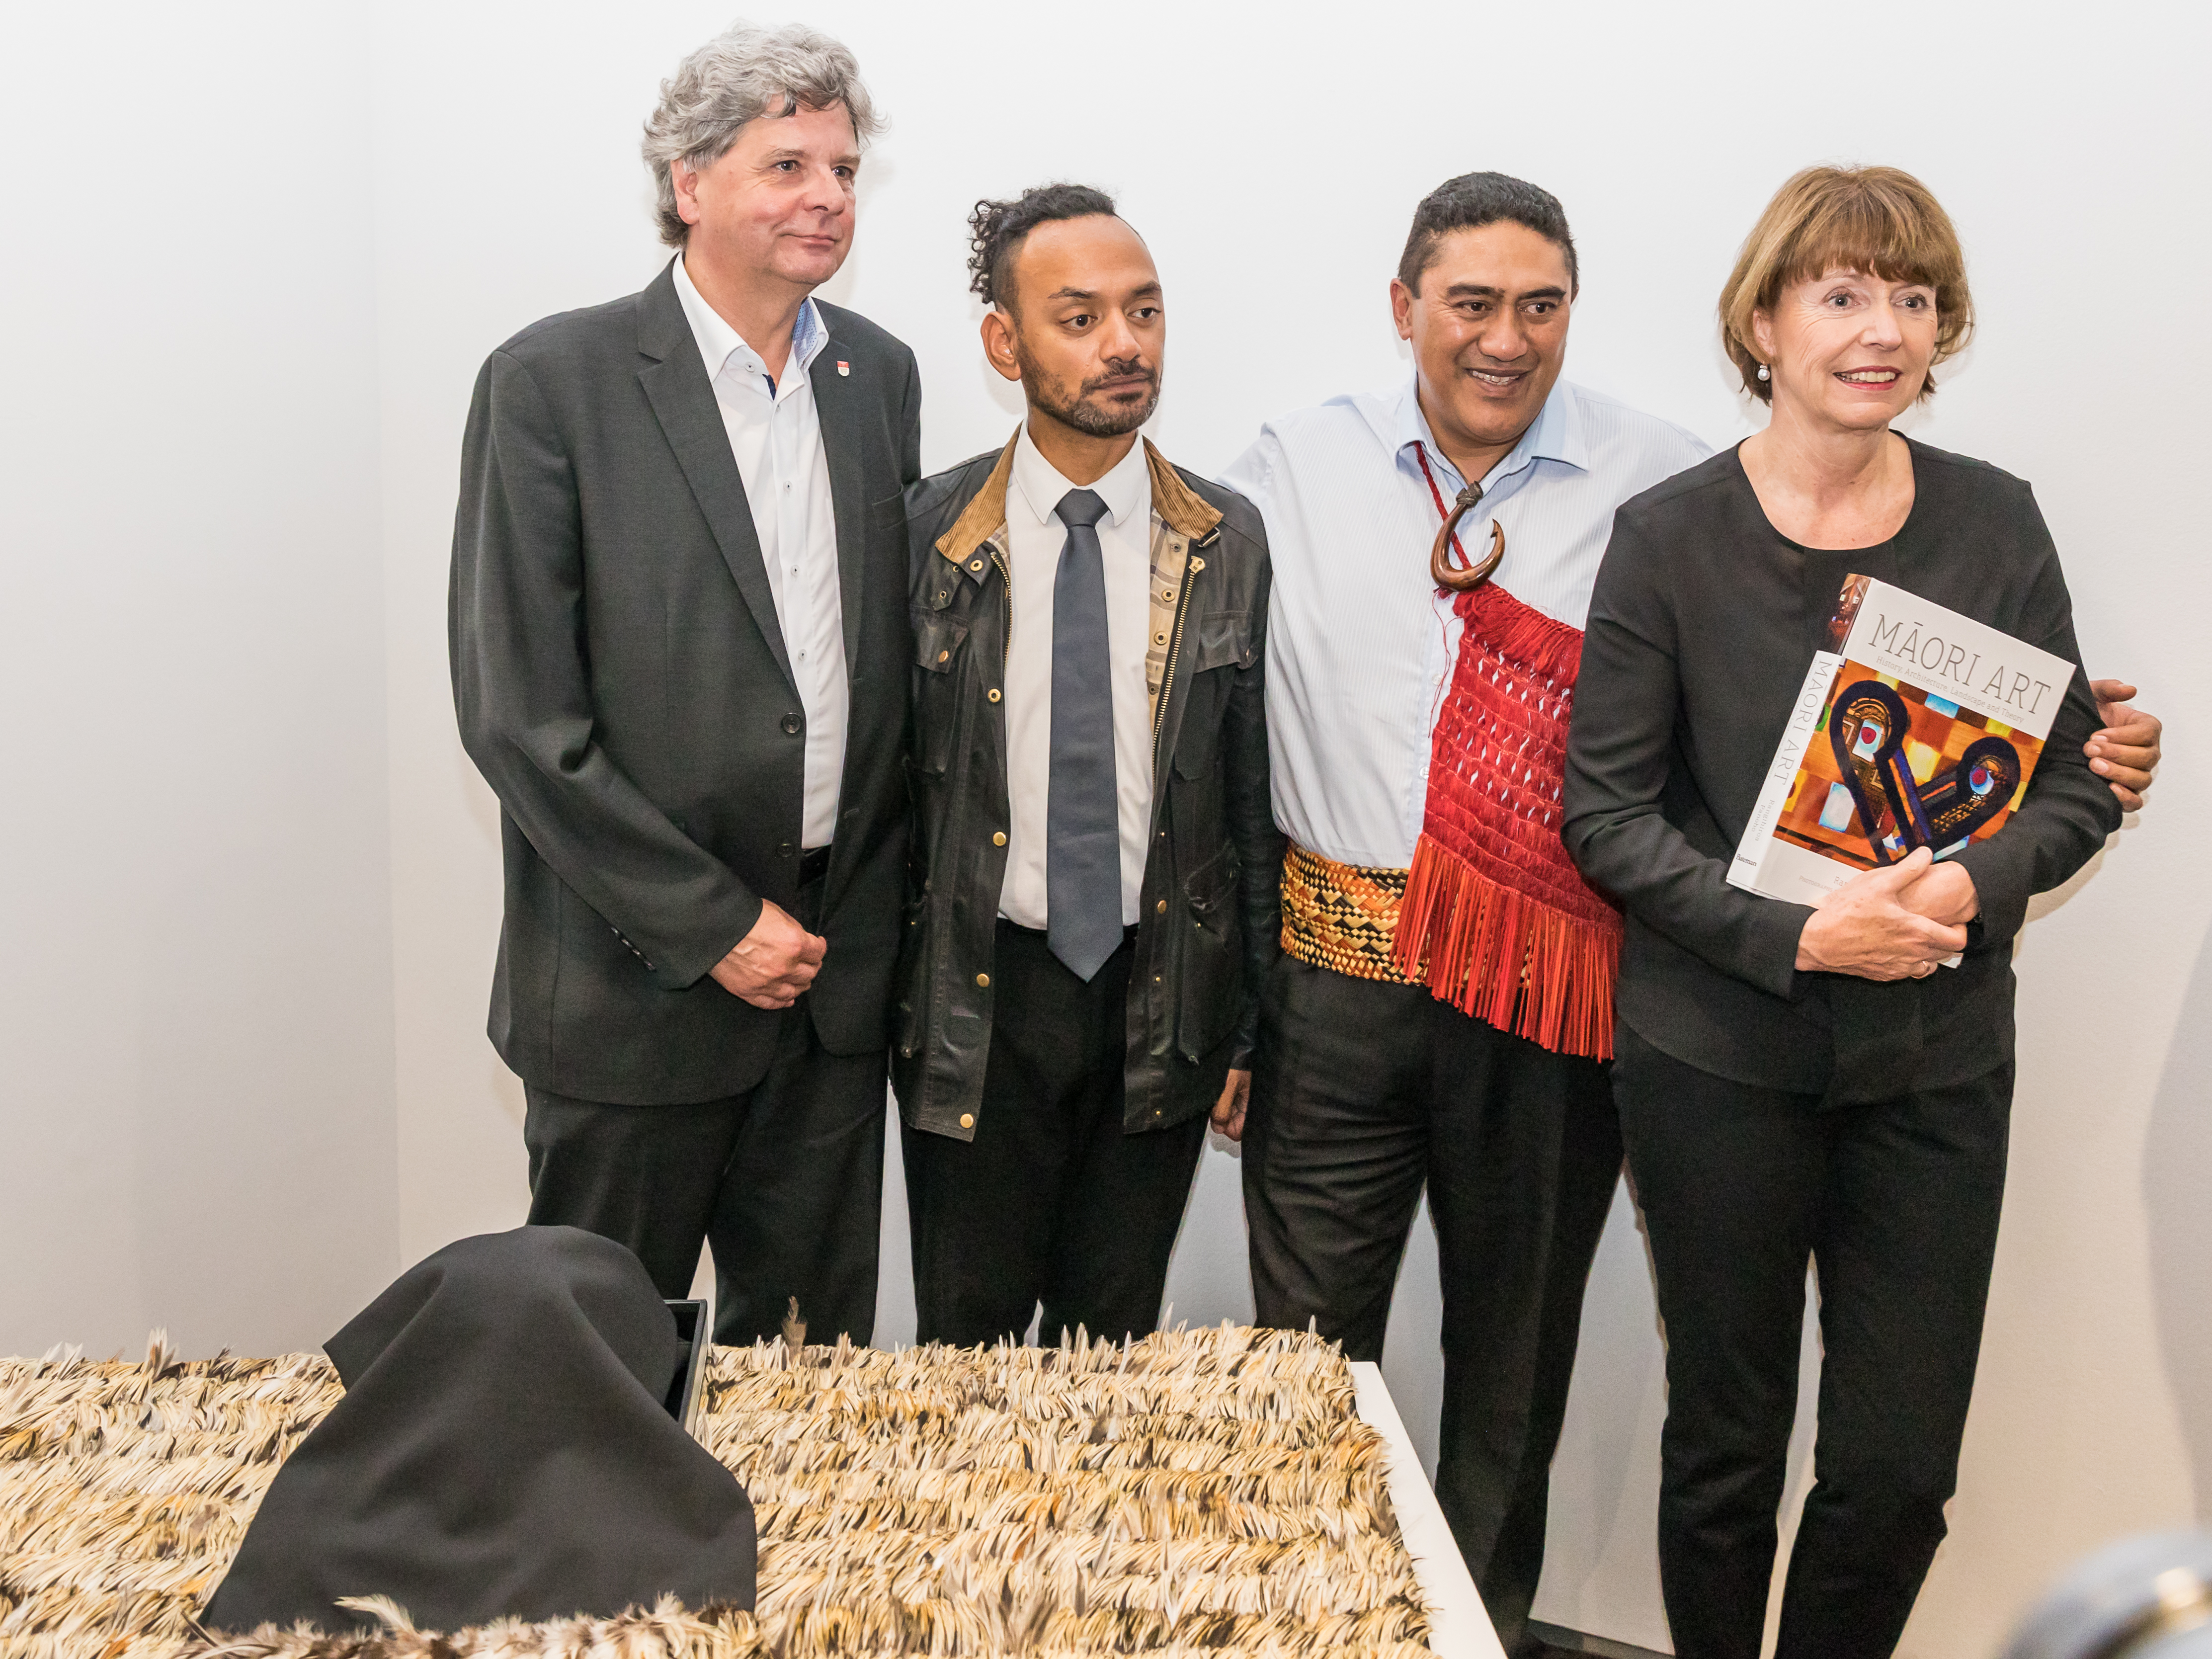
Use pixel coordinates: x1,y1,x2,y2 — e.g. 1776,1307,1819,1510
1392,581,1623,1060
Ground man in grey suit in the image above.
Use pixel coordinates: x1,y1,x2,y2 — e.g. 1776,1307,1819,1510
449,22,917,1344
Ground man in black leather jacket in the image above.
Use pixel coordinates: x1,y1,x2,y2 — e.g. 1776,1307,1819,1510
895,184,1281,1347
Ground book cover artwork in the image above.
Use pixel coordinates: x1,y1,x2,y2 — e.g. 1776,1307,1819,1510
1728,575,2076,906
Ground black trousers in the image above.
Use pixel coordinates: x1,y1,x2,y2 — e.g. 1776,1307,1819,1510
902,921,1209,1348
1613,1024,2013,1659
1243,956,1620,1652
521,874,886,1347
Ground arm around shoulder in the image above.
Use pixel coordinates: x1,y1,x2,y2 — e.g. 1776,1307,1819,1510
1948,538,2124,947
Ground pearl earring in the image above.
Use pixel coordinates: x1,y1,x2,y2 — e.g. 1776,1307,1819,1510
1756,364,1770,381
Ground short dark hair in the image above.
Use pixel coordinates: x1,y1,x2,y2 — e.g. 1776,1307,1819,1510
967,182,1118,309
1397,172,1578,294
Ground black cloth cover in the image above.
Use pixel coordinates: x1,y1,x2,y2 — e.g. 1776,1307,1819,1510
203,1226,755,1634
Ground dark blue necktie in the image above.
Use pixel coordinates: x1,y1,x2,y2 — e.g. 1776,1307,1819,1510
1048,488,1122,981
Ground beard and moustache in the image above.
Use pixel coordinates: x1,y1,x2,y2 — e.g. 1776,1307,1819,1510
1015,343,1160,437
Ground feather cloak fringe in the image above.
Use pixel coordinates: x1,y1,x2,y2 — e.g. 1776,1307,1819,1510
0,1324,1433,1658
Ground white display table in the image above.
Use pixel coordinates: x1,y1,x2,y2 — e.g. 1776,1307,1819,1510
1354,1360,1507,1659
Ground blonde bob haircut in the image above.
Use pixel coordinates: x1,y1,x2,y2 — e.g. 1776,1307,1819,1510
1719,164,1973,404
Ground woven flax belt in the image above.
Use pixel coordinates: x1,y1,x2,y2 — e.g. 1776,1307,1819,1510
1279,843,1418,985
0,1325,1433,1659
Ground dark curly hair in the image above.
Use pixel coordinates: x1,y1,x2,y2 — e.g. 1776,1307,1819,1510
1398,172,1578,295
967,182,1118,311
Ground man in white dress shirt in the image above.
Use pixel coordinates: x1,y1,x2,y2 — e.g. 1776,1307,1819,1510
669,255,847,855
1214,175,1699,1651
1215,172,2163,1652
450,23,920,1346
894,185,1280,1346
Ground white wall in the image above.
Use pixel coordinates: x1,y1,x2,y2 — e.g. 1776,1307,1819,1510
0,4,400,1359
4,2,2207,1655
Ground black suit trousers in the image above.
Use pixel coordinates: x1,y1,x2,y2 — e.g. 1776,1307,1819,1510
1242,956,1620,1654
1613,1023,2012,1659
522,877,886,1345
901,921,1208,1348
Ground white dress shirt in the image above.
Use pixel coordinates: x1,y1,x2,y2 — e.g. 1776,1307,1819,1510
998,426,1156,930
1219,374,1710,869
672,254,847,850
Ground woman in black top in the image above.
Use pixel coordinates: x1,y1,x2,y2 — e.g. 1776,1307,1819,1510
1562,166,2125,1659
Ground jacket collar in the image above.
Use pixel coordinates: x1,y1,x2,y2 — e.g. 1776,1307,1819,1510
635,258,691,362
936,427,1223,570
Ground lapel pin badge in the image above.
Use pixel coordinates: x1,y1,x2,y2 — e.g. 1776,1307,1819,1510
836,360,850,377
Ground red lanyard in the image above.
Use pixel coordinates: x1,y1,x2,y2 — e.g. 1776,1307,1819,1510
1412,442,1469,567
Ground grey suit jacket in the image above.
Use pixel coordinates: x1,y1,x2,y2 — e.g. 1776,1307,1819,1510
450,261,920,1104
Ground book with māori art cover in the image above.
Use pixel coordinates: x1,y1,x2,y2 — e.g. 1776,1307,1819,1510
1728,574,2077,906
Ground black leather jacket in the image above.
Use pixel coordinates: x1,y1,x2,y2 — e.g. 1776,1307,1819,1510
893,435,1283,1141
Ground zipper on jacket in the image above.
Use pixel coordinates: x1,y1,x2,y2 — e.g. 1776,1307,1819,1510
990,541,1012,675
1150,540,1207,767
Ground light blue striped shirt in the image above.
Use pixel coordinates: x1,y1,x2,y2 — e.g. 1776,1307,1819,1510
1220,374,1709,869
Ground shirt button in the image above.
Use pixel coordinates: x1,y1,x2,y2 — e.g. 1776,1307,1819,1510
992,832,1007,846
960,1114,975,1129
1155,899,1167,914
781,713,802,735
976,973,990,988
938,649,950,663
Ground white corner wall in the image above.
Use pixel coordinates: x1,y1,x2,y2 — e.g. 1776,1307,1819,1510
0,3,400,1359
5,3,2208,1656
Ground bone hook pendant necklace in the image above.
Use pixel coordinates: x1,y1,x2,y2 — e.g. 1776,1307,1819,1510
1413,443,1505,591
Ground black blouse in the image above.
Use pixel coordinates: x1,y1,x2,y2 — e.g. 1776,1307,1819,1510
1561,439,2120,1100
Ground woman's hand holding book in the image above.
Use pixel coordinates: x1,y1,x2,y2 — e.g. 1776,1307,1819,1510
1793,847,1976,982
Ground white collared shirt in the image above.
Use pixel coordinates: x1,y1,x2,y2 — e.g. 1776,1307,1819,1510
998,426,1156,930
672,254,846,850
1220,374,1709,869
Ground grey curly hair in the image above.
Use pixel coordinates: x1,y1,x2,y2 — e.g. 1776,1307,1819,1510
641,20,883,248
